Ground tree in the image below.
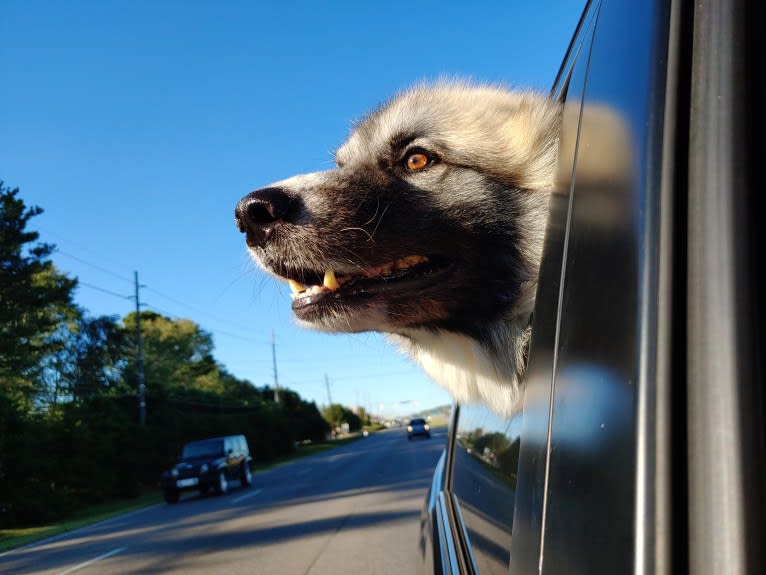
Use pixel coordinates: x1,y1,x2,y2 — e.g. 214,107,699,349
278,389,330,441
473,431,511,456
69,314,130,399
322,403,362,433
0,182,77,409
40,313,130,404
356,406,371,427
122,311,222,395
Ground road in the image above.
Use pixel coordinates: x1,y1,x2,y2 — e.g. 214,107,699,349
0,427,446,575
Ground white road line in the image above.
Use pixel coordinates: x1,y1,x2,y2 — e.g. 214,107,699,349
232,488,262,504
56,546,127,575
0,504,161,558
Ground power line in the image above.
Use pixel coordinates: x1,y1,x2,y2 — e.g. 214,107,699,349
209,329,271,344
306,370,426,382
143,303,270,345
57,250,134,284
58,247,257,332
54,246,270,343
77,281,132,300
143,285,256,333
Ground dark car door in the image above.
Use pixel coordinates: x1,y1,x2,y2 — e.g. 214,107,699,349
418,0,764,573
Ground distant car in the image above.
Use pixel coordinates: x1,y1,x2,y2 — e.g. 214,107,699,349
407,418,431,440
161,435,253,504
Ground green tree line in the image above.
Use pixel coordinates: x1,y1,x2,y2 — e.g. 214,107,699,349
0,182,331,527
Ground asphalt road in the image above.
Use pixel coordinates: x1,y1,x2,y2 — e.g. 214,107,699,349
0,427,446,575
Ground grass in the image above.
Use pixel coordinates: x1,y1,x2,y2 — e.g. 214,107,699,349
0,434,365,554
0,490,163,553
253,433,364,472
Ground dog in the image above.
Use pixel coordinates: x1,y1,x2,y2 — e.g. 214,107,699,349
235,82,561,416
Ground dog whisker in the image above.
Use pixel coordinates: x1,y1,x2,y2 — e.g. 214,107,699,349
361,198,381,228
368,202,391,243
339,226,375,243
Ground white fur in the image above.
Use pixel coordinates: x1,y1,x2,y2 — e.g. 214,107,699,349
239,82,563,418
392,330,525,417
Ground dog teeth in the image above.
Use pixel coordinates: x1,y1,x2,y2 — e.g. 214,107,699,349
287,256,428,300
364,255,428,278
290,284,325,300
395,255,427,269
323,270,340,290
368,264,391,277
288,279,305,294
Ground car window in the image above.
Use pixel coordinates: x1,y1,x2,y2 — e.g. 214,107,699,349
438,6,599,574
450,403,521,573
182,439,224,459
512,0,665,572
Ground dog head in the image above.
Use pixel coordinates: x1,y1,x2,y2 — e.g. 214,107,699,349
235,82,559,348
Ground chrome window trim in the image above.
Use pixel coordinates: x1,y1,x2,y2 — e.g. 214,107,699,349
436,491,461,575
443,404,460,493
550,0,596,101
634,1,680,573
507,3,599,572
449,493,480,575
538,3,602,571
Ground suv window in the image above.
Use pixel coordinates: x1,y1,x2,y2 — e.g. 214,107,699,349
182,439,224,459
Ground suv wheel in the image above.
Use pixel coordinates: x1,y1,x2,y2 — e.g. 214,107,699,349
164,489,179,504
215,470,228,495
240,463,253,487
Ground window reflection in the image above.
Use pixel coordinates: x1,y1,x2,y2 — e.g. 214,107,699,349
452,404,521,574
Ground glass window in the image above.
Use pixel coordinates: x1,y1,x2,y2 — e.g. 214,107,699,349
450,403,522,573
182,439,224,459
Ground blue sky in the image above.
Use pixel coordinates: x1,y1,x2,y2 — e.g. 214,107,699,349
1,1,583,417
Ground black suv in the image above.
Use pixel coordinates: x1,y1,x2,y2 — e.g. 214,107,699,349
161,435,254,504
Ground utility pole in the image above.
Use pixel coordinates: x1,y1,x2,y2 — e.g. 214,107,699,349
271,329,280,403
325,374,333,406
134,271,146,425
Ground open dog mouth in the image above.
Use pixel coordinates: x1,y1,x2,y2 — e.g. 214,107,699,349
283,255,453,310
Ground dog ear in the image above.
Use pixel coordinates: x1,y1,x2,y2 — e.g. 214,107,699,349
556,102,634,190
555,102,635,228
496,92,562,191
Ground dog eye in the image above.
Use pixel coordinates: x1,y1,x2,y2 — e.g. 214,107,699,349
405,152,430,171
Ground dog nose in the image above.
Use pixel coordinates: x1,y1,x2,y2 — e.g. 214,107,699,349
235,187,293,245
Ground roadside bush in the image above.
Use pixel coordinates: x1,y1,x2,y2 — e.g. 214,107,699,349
0,388,332,528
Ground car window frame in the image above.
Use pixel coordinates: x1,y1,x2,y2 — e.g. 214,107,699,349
431,3,601,573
